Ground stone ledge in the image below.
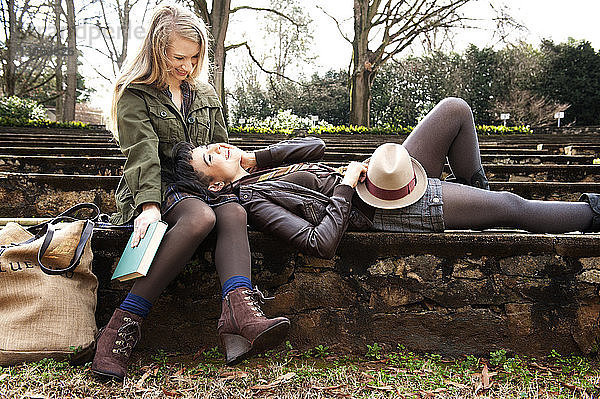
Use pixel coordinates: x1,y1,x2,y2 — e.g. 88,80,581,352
92,229,600,358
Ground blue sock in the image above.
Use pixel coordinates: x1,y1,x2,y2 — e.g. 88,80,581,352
222,275,252,299
119,293,153,318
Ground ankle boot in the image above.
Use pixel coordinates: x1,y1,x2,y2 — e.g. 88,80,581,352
579,193,600,232
218,287,290,366
445,166,490,190
91,308,143,381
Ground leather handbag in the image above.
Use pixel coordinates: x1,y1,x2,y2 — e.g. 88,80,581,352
0,203,100,365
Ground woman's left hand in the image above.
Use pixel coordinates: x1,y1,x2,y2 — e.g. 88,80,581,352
342,161,368,188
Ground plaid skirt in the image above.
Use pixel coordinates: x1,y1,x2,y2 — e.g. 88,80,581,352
371,178,445,233
161,185,238,216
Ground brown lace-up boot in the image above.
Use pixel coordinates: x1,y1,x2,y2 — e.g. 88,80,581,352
218,287,290,366
91,308,143,381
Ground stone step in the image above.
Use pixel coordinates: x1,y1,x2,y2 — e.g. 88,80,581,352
0,145,594,164
1,172,597,217
2,155,599,182
88,227,600,357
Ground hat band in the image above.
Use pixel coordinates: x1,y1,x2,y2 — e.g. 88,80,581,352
365,173,416,201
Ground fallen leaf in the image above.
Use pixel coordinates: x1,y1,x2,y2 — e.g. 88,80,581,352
473,363,497,394
171,368,184,378
361,371,375,380
250,372,296,390
135,370,153,389
444,379,469,389
310,384,346,390
366,384,395,391
276,372,296,382
0,374,8,381
560,381,584,392
219,370,249,379
161,388,182,397
481,363,491,389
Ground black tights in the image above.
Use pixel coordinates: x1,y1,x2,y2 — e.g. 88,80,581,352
130,200,251,303
403,97,594,232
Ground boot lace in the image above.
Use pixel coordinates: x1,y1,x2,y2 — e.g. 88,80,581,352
112,316,141,356
243,287,274,317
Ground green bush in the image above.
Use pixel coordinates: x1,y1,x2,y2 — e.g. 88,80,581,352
0,96,46,120
229,124,532,136
476,125,533,135
0,117,90,129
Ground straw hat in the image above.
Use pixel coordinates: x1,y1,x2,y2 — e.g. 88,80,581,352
356,143,428,209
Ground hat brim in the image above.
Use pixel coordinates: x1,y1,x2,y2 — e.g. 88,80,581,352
355,158,428,209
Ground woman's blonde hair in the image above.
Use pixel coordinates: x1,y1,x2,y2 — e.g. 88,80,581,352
109,4,210,137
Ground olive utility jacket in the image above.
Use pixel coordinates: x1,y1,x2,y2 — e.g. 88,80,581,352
111,82,228,225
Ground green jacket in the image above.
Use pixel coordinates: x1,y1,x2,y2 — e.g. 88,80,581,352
110,81,228,225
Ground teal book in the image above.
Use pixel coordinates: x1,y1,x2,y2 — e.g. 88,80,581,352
111,221,168,282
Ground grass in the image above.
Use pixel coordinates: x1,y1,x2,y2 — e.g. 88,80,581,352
1,345,599,398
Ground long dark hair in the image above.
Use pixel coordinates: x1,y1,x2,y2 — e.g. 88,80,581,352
171,141,216,198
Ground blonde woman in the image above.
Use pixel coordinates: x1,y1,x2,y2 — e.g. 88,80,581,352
92,5,289,380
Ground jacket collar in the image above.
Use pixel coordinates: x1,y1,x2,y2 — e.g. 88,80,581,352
127,81,222,111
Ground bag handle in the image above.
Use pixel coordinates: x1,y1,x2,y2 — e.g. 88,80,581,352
27,203,100,234
0,203,98,275
36,218,95,275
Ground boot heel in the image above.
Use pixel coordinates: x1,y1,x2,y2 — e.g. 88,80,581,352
221,333,252,365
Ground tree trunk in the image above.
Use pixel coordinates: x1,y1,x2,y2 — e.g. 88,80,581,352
349,0,373,127
63,0,76,121
54,0,63,121
117,0,130,70
209,0,231,105
4,0,17,96
350,69,372,127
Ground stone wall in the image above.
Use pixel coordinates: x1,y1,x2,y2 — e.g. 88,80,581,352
92,229,600,358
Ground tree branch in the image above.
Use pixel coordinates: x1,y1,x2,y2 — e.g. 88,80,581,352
315,5,352,44
229,41,300,85
230,5,303,28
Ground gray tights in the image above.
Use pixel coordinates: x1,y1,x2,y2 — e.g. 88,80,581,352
403,97,593,232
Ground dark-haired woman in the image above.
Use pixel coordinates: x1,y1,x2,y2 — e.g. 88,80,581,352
171,98,600,259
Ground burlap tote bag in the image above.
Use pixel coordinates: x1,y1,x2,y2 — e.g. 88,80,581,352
0,204,99,365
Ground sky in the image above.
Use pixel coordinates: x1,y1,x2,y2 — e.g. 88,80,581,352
83,0,600,110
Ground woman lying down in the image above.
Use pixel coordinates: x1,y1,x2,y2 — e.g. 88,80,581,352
169,136,598,260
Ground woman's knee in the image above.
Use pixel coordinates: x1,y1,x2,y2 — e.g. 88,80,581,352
215,202,248,227
493,191,529,217
437,97,472,120
170,200,216,237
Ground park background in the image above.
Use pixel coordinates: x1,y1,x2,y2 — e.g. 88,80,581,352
1,0,600,130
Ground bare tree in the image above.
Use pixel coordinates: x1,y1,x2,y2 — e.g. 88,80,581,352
2,0,18,96
62,0,76,120
262,0,313,80
86,0,155,81
0,0,60,100
187,0,307,105
348,0,481,126
54,0,63,119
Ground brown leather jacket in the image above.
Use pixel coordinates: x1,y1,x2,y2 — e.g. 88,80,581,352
237,137,373,259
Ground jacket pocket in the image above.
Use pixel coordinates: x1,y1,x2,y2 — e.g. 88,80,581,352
302,201,326,225
187,107,212,145
148,105,178,142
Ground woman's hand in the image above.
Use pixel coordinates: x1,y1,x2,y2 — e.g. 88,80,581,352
132,203,161,247
341,161,368,188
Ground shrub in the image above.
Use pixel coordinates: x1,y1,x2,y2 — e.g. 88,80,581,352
229,123,533,136
0,96,46,120
0,117,90,129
